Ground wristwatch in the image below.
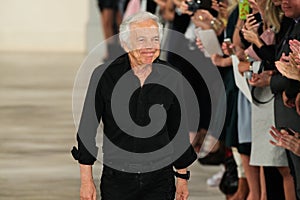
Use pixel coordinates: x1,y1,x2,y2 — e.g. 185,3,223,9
174,171,190,180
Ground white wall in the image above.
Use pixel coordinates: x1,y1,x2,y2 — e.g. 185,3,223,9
0,0,102,53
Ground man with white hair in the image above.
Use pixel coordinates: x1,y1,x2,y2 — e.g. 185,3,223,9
72,11,197,200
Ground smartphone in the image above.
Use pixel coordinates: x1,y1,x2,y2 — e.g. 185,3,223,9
224,38,234,55
251,12,262,24
239,0,250,20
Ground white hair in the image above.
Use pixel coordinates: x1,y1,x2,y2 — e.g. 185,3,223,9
119,11,163,48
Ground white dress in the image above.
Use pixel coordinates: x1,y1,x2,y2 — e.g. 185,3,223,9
250,89,288,166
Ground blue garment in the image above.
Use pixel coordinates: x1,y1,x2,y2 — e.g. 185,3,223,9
237,91,252,143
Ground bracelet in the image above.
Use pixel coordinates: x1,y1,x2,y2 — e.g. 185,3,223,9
218,17,228,27
210,18,223,32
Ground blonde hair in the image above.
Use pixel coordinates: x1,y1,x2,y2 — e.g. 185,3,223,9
227,0,238,15
264,0,283,33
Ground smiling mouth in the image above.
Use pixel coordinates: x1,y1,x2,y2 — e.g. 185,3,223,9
142,52,155,57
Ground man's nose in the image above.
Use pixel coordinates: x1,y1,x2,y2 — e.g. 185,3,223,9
144,40,155,48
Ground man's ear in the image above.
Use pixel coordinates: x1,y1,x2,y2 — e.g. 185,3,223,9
120,41,130,53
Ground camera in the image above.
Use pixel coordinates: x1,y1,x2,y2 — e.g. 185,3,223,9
186,0,212,13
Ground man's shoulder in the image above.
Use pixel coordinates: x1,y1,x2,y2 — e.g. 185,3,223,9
92,54,129,77
105,54,130,73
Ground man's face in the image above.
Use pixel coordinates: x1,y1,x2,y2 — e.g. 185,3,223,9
127,19,160,65
282,0,300,19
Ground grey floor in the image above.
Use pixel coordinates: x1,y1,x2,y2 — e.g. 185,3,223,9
0,52,224,199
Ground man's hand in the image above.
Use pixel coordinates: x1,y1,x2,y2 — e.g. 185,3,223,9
80,164,96,200
80,180,96,200
176,178,189,200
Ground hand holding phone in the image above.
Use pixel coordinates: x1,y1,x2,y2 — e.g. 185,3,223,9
250,13,262,24
223,38,234,55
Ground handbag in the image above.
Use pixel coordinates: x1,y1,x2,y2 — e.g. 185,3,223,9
251,85,274,104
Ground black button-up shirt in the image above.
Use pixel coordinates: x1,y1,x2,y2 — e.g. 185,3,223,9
72,54,196,169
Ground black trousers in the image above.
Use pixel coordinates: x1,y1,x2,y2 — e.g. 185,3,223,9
100,165,176,200
287,151,300,200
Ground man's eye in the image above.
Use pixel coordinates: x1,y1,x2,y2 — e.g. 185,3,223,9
153,37,160,42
